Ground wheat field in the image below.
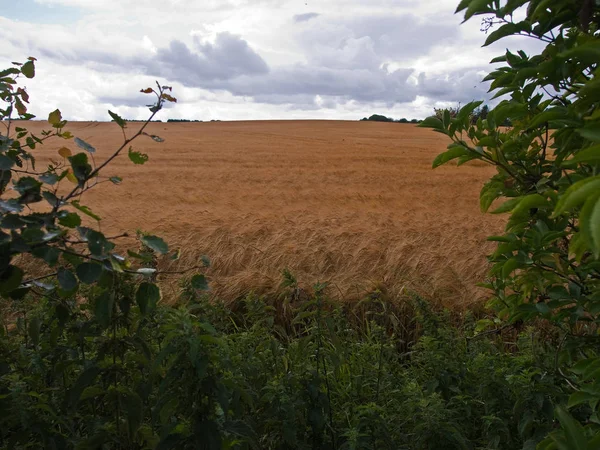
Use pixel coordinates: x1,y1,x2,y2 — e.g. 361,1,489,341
21,120,504,308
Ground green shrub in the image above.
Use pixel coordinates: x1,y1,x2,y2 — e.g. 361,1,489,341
1,281,564,449
421,1,600,447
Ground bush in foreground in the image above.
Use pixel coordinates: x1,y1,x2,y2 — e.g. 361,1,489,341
1,281,564,449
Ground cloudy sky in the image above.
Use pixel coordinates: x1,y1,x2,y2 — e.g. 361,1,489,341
0,0,541,121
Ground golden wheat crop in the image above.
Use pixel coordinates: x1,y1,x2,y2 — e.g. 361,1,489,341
20,120,504,308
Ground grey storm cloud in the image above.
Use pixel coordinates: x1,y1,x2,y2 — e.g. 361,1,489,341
227,65,416,104
149,32,269,83
12,12,492,109
416,69,492,104
115,32,489,108
294,12,320,22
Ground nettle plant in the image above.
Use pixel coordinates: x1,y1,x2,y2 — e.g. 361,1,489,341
421,0,600,447
0,58,208,306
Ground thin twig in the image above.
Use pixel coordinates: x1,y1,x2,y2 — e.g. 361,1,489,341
21,272,58,285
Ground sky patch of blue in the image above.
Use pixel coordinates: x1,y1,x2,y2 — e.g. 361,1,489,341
0,0,81,24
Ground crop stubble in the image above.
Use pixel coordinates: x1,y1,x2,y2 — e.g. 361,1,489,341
22,120,504,307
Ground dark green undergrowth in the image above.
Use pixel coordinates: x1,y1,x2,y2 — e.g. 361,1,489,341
0,276,567,450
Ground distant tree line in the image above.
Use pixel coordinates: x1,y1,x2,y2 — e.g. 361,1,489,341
360,114,421,123
121,119,163,122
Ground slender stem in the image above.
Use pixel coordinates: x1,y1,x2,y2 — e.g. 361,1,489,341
56,113,156,209
21,272,58,285
63,233,129,245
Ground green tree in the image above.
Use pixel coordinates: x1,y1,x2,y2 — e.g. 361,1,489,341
420,0,600,447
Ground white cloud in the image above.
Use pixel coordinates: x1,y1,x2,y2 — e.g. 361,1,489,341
0,0,541,121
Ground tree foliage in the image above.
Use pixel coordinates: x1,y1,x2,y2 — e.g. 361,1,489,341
0,59,184,309
421,0,600,447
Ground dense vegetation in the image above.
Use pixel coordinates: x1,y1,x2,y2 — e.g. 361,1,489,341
1,280,565,449
0,0,599,448
421,0,600,448
359,114,420,123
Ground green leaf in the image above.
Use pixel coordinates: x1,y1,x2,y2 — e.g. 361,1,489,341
21,60,35,78
0,265,24,295
511,194,549,217
72,201,101,221
560,40,600,65
591,195,600,259
491,197,523,214
528,107,569,129
577,123,600,142
159,397,179,424
128,147,149,165
0,68,20,77
127,250,153,262
463,0,492,21
108,110,126,128
502,257,520,278
14,176,42,196
480,180,503,213
31,246,60,266
25,136,36,149
76,262,103,284
456,101,483,124
124,392,143,437
191,274,209,291
136,282,160,315
455,0,471,13
484,22,521,46
432,145,471,168
579,193,600,259
553,175,600,217
69,366,101,407
39,172,59,185
42,191,59,207
535,302,551,315
140,234,168,254
58,211,81,228
80,386,105,401
57,267,78,292
0,156,13,170
418,116,444,131
109,176,122,185
94,291,114,328
563,144,600,166
68,153,92,184
1,214,25,229
74,137,96,153
568,391,598,409
82,229,113,256
28,316,41,346
555,406,587,450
